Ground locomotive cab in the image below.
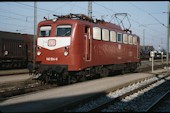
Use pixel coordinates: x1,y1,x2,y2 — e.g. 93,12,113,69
33,22,74,82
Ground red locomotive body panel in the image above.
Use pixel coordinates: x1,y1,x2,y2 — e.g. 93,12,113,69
36,18,140,71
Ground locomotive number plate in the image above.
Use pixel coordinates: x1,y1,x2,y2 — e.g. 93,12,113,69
46,57,58,61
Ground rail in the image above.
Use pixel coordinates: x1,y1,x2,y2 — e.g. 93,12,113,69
146,90,170,112
52,74,169,112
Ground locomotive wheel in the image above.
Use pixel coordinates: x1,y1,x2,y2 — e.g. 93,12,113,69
130,63,138,73
121,66,129,75
72,71,88,82
74,75,84,83
41,71,50,84
130,68,137,73
39,74,48,84
84,67,96,80
57,71,71,85
76,76,82,82
69,75,77,84
100,67,109,77
69,74,85,84
45,75,50,84
121,68,125,75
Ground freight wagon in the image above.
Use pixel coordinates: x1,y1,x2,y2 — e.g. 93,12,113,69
0,31,33,70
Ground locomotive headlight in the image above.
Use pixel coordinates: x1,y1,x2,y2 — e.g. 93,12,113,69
64,51,69,56
37,51,41,56
64,46,69,56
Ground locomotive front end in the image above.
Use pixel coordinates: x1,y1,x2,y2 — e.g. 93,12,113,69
31,19,75,84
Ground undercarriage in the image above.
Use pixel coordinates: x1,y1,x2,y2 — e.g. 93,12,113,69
28,62,140,85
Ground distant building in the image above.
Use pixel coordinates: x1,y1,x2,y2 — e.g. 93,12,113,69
140,45,155,51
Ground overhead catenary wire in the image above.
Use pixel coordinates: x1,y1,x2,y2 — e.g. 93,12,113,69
15,2,60,14
129,2,167,28
1,1,166,32
0,1,166,49
0,21,34,28
148,13,167,27
93,2,165,36
0,7,34,19
0,14,34,23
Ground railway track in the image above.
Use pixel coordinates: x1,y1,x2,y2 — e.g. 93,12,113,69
0,69,29,76
0,63,168,102
146,90,170,112
53,74,170,112
0,78,60,102
0,59,167,76
0,70,169,112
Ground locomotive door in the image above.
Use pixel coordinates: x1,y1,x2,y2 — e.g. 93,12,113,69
85,26,92,61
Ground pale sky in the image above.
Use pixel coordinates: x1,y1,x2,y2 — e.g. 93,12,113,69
0,1,168,50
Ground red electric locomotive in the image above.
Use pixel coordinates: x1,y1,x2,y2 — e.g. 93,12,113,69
29,13,141,84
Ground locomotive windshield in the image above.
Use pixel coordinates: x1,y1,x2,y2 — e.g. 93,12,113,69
56,25,72,37
39,26,51,37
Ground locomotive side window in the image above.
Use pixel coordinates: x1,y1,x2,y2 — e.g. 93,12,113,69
133,36,137,45
39,26,51,37
128,35,133,44
56,25,72,37
102,29,109,41
93,27,101,40
110,31,116,42
123,34,128,44
117,33,122,43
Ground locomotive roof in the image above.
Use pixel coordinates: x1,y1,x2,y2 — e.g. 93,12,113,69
42,14,121,29
40,13,139,37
